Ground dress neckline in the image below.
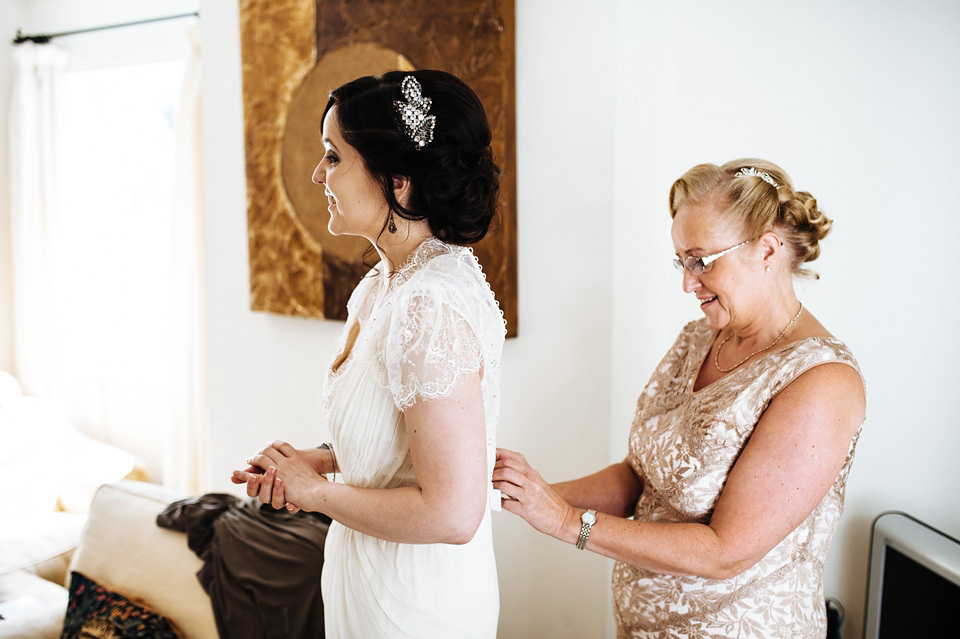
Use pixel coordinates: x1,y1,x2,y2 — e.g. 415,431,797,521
329,238,460,380
390,237,458,284
689,326,840,395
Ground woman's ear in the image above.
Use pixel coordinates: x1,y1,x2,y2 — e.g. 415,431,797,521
393,176,412,208
759,231,783,269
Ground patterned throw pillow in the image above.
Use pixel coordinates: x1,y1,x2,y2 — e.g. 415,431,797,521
61,571,182,639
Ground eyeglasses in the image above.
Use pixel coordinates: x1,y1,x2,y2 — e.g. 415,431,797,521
673,239,752,275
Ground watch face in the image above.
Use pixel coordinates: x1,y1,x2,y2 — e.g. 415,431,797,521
582,511,597,525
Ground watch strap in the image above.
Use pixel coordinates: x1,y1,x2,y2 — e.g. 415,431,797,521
576,509,597,550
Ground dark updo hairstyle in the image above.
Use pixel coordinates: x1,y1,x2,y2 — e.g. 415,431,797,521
323,70,500,244
669,158,833,279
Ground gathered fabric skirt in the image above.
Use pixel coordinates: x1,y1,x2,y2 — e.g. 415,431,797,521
321,509,499,639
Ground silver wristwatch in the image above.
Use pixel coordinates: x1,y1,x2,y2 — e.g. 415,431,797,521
576,509,597,550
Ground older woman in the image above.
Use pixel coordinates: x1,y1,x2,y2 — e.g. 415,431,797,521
495,159,865,639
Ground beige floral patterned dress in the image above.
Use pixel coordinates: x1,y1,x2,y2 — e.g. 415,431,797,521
612,319,864,639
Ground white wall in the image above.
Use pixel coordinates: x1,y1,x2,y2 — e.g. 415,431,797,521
612,2,960,638
496,2,616,635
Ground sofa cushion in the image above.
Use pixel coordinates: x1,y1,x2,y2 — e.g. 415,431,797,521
0,371,21,405
0,396,71,512
0,569,68,639
0,512,86,582
68,481,218,639
56,430,148,513
0,392,147,516
61,571,182,639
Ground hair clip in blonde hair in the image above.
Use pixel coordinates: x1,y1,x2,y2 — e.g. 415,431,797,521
393,76,436,149
735,167,780,188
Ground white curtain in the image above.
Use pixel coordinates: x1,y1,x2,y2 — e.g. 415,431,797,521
165,25,209,494
8,43,68,398
8,27,208,493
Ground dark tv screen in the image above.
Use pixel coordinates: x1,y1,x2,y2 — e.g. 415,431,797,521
879,546,960,638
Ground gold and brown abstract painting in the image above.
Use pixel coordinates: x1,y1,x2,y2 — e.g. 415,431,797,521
239,0,518,335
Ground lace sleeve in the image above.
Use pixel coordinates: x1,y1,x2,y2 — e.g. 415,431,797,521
384,287,484,411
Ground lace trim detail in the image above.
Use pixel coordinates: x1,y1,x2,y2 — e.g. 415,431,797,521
387,291,484,409
383,239,504,410
323,238,506,414
394,237,450,284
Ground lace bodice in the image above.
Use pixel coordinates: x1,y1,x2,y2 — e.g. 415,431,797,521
612,319,864,639
324,238,504,416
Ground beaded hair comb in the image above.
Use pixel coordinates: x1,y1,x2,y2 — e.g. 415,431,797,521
735,167,780,188
393,75,436,149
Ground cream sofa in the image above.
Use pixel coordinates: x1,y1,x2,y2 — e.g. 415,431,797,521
0,480,218,639
68,480,218,638
0,372,216,638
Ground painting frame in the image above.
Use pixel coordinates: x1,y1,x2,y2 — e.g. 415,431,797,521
239,0,518,335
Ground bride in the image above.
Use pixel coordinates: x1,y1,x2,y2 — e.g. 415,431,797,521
232,70,505,638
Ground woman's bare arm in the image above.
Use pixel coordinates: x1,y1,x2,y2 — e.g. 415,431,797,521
241,372,489,545
549,460,643,518
495,362,865,578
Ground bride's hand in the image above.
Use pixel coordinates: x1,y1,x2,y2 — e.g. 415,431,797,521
231,443,329,484
234,440,329,513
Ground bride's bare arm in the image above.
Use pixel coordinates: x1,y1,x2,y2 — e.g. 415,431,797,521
244,371,488,545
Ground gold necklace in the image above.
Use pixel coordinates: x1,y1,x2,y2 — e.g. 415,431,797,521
714,302,804,373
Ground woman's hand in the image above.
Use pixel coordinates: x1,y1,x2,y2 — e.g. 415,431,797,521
493,448,578,540
232,444,330,485
231,441,328,513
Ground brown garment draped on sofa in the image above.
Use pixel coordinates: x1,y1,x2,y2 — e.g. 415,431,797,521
157,493,331,639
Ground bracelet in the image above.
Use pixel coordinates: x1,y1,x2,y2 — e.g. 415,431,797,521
318,443,339,475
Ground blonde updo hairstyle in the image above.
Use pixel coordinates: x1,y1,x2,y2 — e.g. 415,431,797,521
669,158,832,279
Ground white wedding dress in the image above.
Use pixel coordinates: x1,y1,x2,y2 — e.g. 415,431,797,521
320,238,505,638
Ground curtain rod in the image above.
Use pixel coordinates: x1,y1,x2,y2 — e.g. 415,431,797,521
13,12,199,45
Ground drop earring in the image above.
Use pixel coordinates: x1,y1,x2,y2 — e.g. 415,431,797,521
388,212,397,234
